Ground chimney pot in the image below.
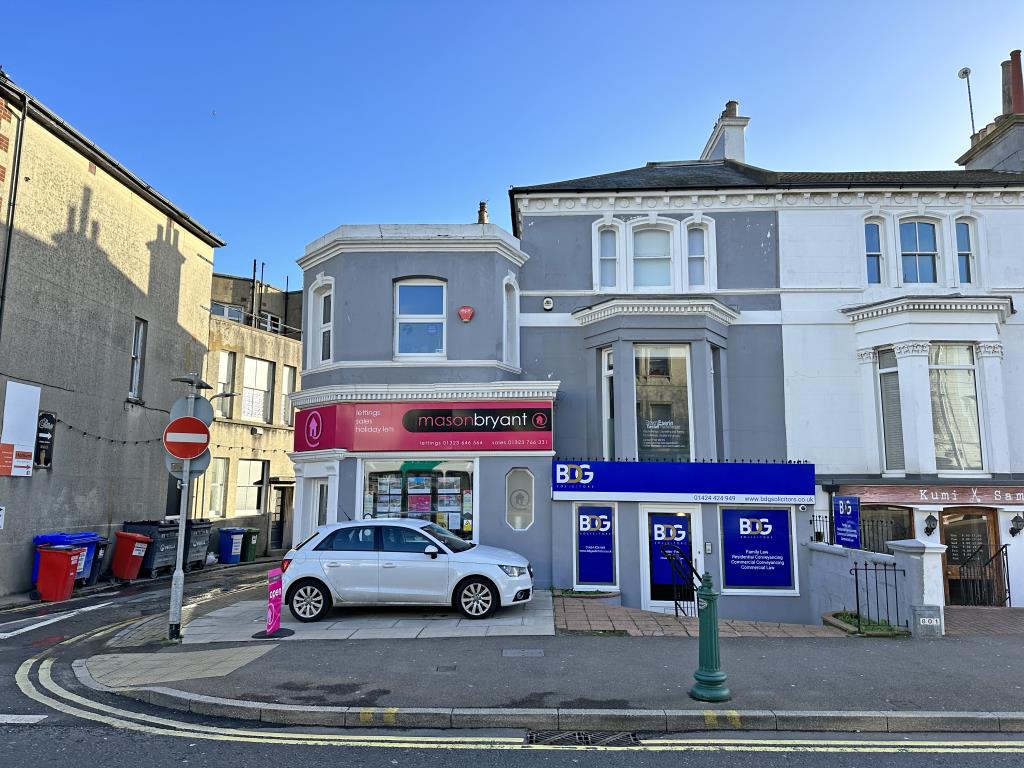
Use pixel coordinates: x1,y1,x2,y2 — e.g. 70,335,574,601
1011,50,1024,114
724,100,739,118
477,201,489,225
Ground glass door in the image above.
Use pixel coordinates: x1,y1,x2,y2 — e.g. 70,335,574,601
940,508,1003,605
642,506,700,612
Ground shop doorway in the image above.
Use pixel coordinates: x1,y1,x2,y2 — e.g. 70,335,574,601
270,486,292,550
940,508,1009,606
639,505,702,613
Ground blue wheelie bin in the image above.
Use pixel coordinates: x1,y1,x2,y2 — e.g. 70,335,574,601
32,532,101,584
218,527,246,565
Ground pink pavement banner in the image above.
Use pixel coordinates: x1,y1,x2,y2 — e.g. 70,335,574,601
267,568,283,635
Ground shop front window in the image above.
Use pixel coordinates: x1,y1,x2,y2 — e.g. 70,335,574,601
362,459,474,540
635,345,691,461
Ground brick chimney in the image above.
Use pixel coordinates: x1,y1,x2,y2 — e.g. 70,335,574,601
957,49,1024,170
477,201,489,225
700,101,750,163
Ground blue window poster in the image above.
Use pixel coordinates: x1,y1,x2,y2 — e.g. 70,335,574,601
576,505,615,585
832,496,861,549
648,513,694,602
720,508,796,592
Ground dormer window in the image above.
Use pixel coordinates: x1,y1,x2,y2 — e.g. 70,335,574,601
899,220,938,284
395,279,446,357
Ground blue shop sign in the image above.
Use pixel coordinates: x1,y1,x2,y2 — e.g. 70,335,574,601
833,496,861,549
576,505,616,586
720,508,796,592
553,460,815,504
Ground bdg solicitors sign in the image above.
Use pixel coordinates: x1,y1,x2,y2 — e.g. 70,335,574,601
720,508,797,593
552,460,815,505
295,401,553,453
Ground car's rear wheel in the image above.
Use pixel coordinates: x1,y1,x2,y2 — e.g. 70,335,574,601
455,578,498,619
288,580,331,622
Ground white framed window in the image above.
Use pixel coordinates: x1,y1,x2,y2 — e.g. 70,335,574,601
129,317,147,400
686,227,707,288
395,279,446,357
506,468,534,531
208,458,229,518
308,275,334,369
211,302,244,322
281,365,297,426
899,219,939,284
877,348,905,471
236,459,267,514
602,348,615,460
215,350,235,418
865,220,883,285
258,311,282,333
631,227,674,290
956,220,975,285
502,276,520,368
242,356,275,423
599,226,619,289
930,344,984,472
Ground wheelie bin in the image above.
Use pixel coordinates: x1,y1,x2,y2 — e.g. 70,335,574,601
85,537,110,586
32,532,100,584
110,531,152,581
36,545,85,602
240,528,260,562
218,527,246,565
122,520,178,578
184,519,212,570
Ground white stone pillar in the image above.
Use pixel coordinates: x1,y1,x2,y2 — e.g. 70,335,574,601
888,538,948,637
894,341,935,474
856,349,882,473
977,342,1010,473
290,462,306,546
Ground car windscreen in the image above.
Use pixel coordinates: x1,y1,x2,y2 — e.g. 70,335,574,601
422,523,475,552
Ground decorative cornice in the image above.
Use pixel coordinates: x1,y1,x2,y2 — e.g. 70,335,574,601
976,342,1005,358
290,380,561,408
571,298,740,327
856,349,878,364
299,237,529,271
841,295,1014,324
288,449,348,465
515,189,1024,215
893,341,930,358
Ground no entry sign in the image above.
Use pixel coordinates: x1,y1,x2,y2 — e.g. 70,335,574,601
162,416,210,460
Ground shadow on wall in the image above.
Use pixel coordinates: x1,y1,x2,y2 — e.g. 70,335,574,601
0,182,210,596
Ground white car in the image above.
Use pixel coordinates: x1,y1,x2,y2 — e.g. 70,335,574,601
280,519,533,621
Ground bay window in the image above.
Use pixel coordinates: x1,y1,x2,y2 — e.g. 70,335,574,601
634,345,691,461
877,349,905,471
632,229,673,289
930,344,983,471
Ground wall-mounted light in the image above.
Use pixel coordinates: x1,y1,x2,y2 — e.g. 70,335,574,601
1010,514,1024,537
924,513,938,537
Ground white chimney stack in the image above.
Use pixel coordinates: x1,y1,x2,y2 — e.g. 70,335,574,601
700,100,750,163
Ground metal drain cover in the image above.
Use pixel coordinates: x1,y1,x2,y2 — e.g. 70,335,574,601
528,731,641,747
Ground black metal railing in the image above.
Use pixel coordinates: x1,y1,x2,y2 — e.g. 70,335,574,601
953,544,1011,607
850,562,908,633
811,514,910,554
658,542,702,618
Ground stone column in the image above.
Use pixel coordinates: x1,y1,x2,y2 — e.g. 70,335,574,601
856,349,882,473
290,462,306,546
888,538,948,637
894,341,934,474
977,342,1010,473
611,338,637,460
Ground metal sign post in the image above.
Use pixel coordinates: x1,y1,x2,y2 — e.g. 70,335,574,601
164,374,213,641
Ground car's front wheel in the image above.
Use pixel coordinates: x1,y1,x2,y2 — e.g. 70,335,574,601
288,580,331,622
455,578,498,619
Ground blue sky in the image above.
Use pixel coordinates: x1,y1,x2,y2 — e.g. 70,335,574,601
3,1,1021,285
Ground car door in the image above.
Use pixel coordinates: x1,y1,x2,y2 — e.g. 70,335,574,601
314,526,379,603
378,526,450,604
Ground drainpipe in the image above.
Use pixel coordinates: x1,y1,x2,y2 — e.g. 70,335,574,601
0,89,30,347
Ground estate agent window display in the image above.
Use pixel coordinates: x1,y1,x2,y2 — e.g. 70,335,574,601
362,459,475,540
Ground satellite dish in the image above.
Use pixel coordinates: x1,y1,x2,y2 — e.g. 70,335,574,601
958,67,971,79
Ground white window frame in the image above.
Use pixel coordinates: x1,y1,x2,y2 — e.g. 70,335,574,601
258,311,282,334
863,217,885,286
929,343,987,475
632,343,696,462
215,350,236,418
394,279,447,358
236,459,267,515
897,216,942,287
208,457,229,518
954,217,978,287
241,355,275,424
592,216,625,291
502,275,520,368
601,348,615,460
281,365,297,426
681,215,717,291
129,317,147,400
211,302,244,322
626,216,678,292
876,348,905,472
307,273,334,370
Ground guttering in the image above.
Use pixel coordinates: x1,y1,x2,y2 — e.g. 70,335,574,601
0,88,29,346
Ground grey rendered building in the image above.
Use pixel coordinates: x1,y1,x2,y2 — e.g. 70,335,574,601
289,105,818,620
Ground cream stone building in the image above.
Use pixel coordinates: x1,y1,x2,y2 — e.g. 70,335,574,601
0,71,224,596
198,274,302,554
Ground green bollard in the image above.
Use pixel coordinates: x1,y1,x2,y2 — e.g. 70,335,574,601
689,570,731,702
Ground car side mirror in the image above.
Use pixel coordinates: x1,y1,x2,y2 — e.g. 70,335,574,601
424,544,439,559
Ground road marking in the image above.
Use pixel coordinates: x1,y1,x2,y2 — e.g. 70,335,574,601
14,656,1024,753
0,602,112,640
0,714,47,724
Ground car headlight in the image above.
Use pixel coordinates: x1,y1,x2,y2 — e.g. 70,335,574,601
499,564,528,577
